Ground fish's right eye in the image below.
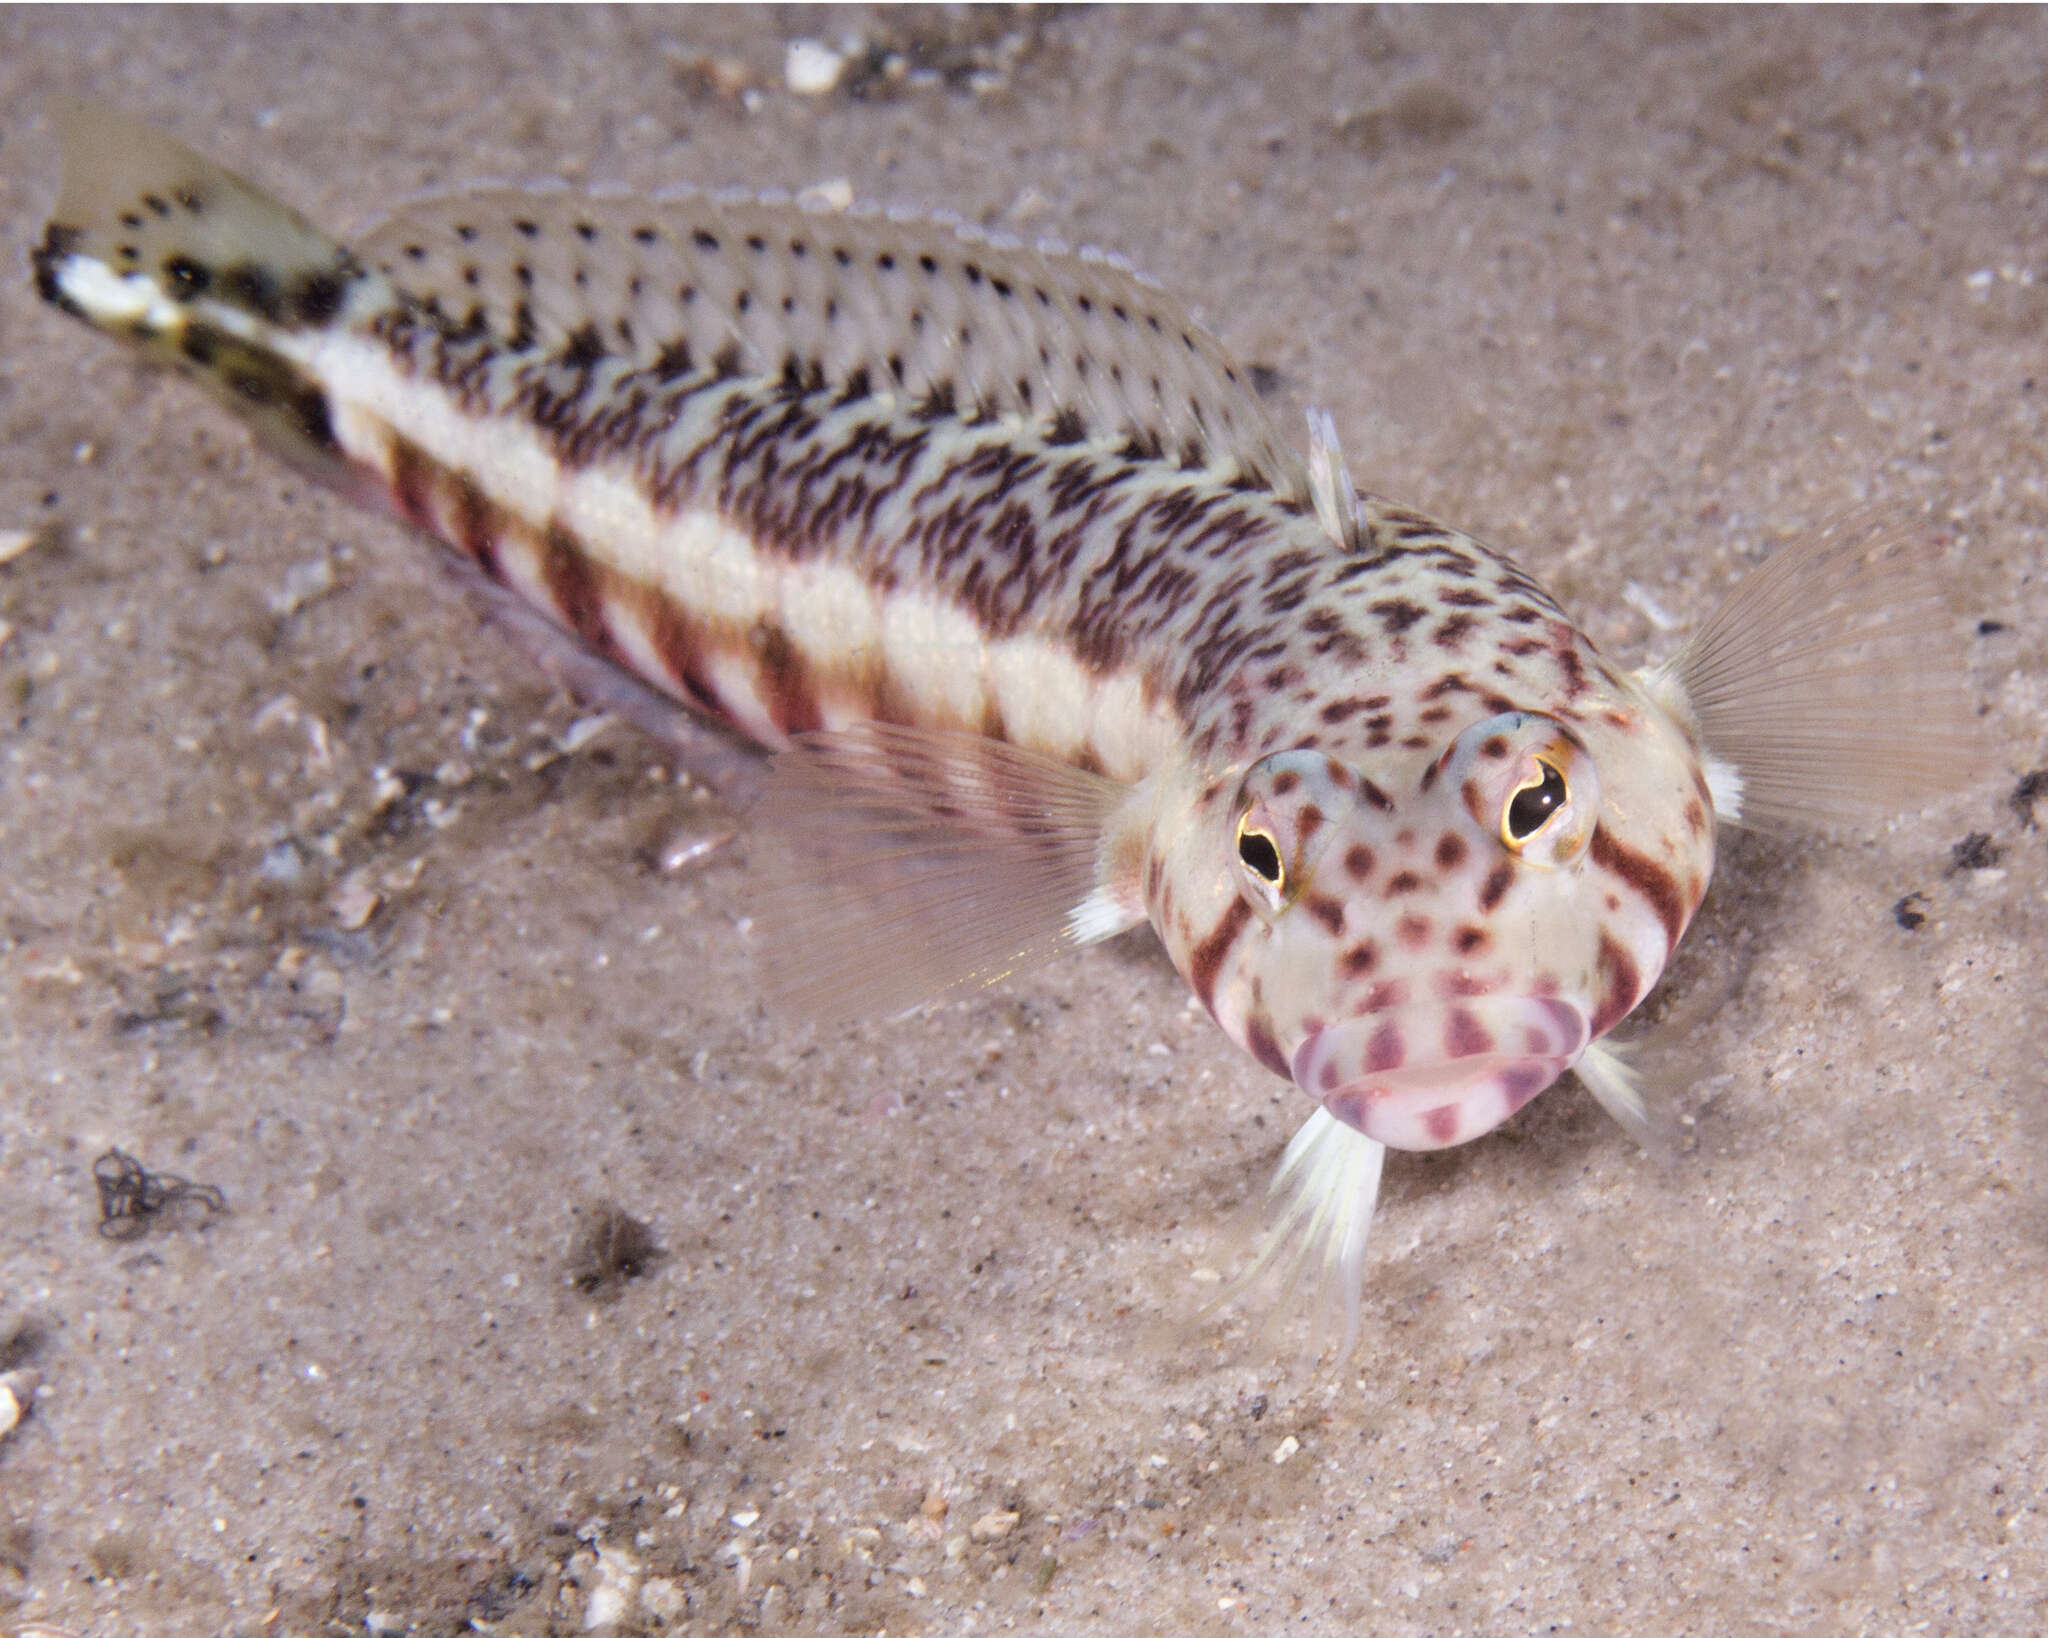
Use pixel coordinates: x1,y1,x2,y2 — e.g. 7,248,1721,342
1502,758,1570,846
1237,822,1284,887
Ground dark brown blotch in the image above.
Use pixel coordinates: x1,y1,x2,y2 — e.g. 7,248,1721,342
1340,941,1379,978
1444,1009,1494,1059
1303,895,1345,936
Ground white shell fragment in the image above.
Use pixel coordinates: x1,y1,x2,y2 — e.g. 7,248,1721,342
0,1368,40,1441
0,526,45,563
784,38,848,96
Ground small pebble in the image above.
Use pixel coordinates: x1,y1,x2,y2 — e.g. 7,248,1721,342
639,1577,685,1622
797,177,856,213
1271,1434,1301,1464
560,713,612,754
0,1369,38,1440
785,38,848,95
267,553,336,616
258,840,307,885
969,1509,1020,1542
0,526,43,564
329,869,381,930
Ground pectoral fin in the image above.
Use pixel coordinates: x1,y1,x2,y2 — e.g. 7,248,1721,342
1644,508,1985,828
751,723,1145,1020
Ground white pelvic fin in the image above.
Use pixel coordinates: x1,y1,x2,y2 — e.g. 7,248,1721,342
1208,1109,1386,1360
1573,1038,1676,1159
752,723,1140,1020
358,186,1309,502
1642,507,1984,828
1305,408,1362,551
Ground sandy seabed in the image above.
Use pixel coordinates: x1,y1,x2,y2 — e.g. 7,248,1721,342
1,7,2044,1635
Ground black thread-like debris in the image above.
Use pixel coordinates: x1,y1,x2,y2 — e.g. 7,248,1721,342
91,1148,228,1241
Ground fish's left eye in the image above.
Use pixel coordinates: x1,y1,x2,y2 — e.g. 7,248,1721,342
1503,759,1569,846
1442,712,1600,870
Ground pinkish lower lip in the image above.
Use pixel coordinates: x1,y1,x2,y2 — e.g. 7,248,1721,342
1292,997,1589,1152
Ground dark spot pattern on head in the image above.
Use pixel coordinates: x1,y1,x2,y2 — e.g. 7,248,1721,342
1589,825,1688,946
1243,1014,1289,1078
1187,896,1252,1013
1445,1009,1494,1059
1364,1021,1404,1072
1590,931,1641,1038
1304,895,1345,935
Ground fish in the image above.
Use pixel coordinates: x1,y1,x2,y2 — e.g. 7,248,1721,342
32,104,1983,1339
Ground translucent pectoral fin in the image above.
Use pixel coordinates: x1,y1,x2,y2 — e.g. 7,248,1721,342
1645,507,1986,828
751,723,1142,1021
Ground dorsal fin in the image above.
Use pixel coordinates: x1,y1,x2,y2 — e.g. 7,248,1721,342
356,187,1308,503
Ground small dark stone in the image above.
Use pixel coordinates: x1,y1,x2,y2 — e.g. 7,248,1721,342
2009,769,2048,829
1977,619,2008,636
569,1203,663,1297
1892,893,1929,932
1948,832,2002,873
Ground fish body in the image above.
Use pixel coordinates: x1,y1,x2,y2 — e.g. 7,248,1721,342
34,106,1979,1327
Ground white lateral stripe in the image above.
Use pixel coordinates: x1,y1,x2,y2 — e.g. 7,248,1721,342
298,331,1178,770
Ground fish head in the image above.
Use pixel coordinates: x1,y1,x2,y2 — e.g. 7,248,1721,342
1182,702,1713,1151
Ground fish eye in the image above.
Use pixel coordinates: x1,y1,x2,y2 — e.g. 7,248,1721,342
1237,820,1284,888
1502,758,1569,847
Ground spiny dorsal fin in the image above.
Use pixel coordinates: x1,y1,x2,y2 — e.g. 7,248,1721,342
1645,507,1986,828
750,723,1140,1021
356,187,1309,502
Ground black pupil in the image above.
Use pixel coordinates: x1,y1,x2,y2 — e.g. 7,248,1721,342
1238,828,1283,882
1506,762,1568,841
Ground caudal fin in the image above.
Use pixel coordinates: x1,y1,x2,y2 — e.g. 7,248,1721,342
34,101,383,481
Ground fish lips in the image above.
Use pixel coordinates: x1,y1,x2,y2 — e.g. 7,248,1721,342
1292,997,1591,1152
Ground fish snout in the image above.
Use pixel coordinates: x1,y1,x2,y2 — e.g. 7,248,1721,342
1291,997,1590,1151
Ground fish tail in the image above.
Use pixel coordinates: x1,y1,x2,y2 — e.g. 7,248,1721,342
34,101,384,485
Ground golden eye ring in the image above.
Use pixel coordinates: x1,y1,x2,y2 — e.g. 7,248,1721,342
1501,757,1570,850
1235,818,1285,891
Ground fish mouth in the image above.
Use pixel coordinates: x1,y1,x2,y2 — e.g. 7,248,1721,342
1291,997,1590,1152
